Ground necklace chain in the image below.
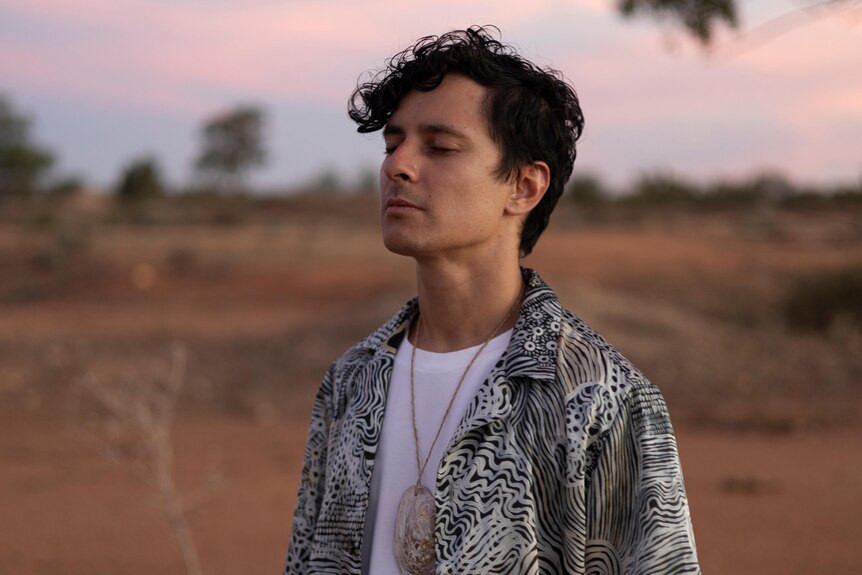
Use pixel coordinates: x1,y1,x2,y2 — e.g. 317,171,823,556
408,283,525,486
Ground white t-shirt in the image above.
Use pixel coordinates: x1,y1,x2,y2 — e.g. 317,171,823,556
360,325,513,575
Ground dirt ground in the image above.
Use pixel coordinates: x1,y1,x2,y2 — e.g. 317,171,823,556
1,199,860,574
3,409,861,575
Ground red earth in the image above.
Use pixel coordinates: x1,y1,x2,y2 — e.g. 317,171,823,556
1,202,860,574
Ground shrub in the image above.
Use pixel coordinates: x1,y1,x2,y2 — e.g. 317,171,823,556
782,265,862,332
623,171,698,207
116,157,164,203
566,173,607,206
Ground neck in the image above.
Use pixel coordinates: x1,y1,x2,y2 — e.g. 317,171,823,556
411,256,524,353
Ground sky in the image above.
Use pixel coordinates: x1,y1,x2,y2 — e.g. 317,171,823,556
1,0,861,192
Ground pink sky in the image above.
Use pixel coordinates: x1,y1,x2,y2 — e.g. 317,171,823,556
1,0,860,189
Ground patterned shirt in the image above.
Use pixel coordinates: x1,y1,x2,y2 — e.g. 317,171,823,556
284,268,700,574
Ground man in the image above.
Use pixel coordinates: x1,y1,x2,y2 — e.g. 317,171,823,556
285,26,699,575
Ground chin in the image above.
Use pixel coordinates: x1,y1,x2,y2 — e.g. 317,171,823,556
382,235,422,257
383,226,440,257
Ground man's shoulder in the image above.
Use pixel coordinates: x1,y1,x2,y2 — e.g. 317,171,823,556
327,297,417,373
501,267,653,397
559,307,645,374
550,304,656,400
546,306,679,444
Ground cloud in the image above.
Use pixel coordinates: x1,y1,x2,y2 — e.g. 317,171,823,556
1,0,599,112
1,0,859,187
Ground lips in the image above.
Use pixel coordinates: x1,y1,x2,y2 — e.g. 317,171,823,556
386,197,422,211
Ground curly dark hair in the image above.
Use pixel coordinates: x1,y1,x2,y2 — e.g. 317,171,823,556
348,25,584,256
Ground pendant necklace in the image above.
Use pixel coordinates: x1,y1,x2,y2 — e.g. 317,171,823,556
394,283,524,575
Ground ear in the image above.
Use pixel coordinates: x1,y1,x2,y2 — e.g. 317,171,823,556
505,161,550,216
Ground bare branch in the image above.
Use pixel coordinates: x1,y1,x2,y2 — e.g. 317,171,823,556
713,0,861,61
72,344,219,575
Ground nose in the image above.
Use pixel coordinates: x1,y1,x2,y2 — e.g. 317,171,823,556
382,143,417,183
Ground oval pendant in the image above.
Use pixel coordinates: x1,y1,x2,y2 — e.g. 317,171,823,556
394,484,436,575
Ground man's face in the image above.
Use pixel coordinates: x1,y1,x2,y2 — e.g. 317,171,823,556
379,74,517,259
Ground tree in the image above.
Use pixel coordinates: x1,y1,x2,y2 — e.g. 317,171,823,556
116,157,165,202
355,167,378,196
567,173,608,206
617,0,860,45
618,0,737,43
47,176,87,200
625,171,699,205
194,105,266,193
0,94,54,197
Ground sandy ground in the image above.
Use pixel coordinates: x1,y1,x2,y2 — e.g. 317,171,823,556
2,409,860,575
1,203,860,573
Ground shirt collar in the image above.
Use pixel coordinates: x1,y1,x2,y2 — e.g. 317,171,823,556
357,267,562,383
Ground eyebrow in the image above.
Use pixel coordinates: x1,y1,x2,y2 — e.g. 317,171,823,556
383,123,468,139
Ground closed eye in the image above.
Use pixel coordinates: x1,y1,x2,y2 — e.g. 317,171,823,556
428,146,456,154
